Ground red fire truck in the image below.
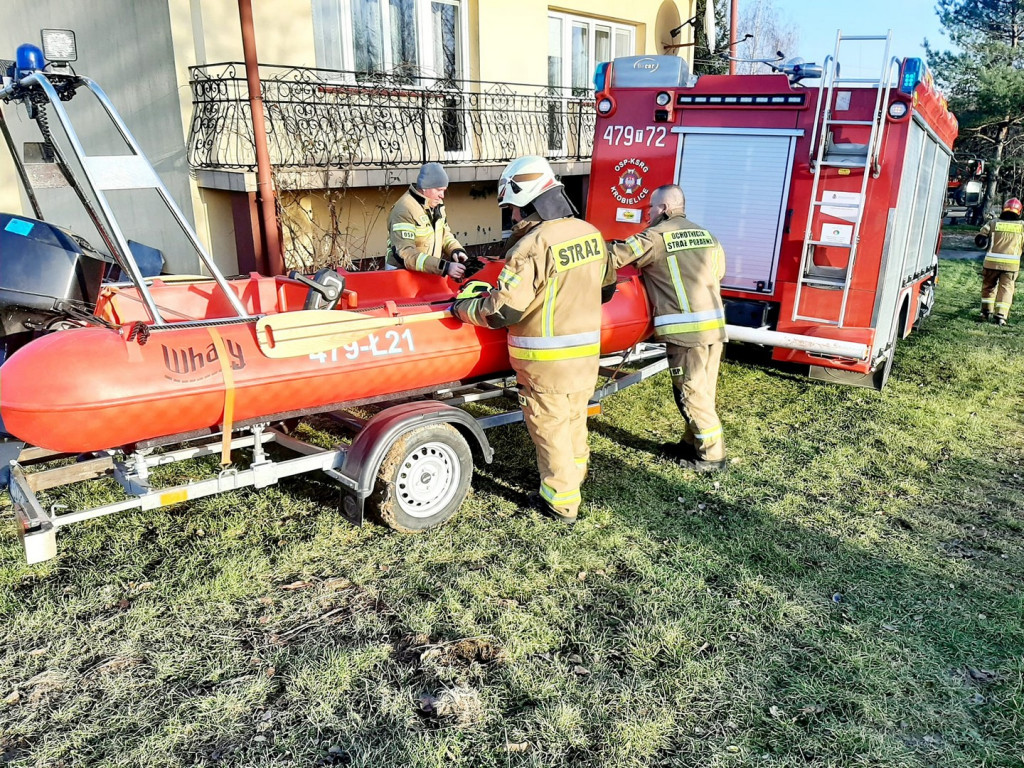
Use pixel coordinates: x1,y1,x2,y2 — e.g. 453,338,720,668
587,32,958,388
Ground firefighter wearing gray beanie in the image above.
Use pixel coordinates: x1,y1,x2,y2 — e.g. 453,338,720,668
386,163,468,278
416,162,449,191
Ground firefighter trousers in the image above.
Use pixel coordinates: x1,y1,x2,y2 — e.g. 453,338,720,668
981,268,1018,319
518,382,592,519
668,342,725,461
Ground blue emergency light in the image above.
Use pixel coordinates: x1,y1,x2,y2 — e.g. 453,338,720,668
15,43,46,79
594,61,610,93
900,58,923,95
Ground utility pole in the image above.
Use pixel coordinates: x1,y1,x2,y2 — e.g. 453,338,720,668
238,0,284,275
729,0,739,75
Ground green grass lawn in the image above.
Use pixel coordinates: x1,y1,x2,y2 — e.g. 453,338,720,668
942,224,982,234
2,259,1023,767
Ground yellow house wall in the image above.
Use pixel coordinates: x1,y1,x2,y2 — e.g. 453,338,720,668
180,0,690,271
188,0,317,66
198,188,241,275
476,0,692,86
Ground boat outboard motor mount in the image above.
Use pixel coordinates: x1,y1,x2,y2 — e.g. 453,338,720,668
289,268,344,311
0,212,109,363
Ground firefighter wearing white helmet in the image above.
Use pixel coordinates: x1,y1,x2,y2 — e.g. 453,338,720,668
609,184,728,472
979,197,1024,325
386,162,469,278
451,156,616,523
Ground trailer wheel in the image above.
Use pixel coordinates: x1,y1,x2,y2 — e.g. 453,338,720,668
369,424,473,533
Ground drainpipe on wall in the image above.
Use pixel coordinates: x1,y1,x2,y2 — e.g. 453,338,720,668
238,0,284,275
729,0,738,75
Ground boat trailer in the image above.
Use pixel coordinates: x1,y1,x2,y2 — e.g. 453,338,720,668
7,345,668,564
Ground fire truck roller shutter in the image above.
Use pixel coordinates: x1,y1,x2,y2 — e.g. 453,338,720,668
672,128,802,295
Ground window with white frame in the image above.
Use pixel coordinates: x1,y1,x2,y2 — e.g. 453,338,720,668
548,12,635,96
430,0,462,81
312,0,465,80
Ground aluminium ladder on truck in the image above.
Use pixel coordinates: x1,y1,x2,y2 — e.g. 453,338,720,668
792,30,898,327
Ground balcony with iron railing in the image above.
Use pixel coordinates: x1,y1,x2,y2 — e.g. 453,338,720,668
187,62,596,190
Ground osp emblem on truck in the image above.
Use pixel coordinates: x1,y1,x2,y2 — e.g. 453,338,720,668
611,158,651,205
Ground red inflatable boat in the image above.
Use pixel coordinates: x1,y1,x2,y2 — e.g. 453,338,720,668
0,261,652,453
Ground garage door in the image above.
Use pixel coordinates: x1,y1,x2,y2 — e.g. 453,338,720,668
674,128,800,293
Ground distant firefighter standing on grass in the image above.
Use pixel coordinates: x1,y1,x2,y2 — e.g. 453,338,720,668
979,197,1024,326
609,184,728,473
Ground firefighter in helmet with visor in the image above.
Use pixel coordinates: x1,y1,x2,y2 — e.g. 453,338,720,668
451,156,616,523
979,197,1024,325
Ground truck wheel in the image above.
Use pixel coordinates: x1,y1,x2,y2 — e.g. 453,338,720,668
871,337,896,390
369,424,472,533
872,301,908,390
913,280,935,331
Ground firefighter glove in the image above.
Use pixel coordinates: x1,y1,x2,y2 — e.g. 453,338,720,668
451,248,469,263
456,280,491,299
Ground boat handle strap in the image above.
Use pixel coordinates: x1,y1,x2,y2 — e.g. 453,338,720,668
206,327,236,466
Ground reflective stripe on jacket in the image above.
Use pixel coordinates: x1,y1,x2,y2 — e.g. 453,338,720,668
386,187,463,274
981,219,1024,272
610,211,726,347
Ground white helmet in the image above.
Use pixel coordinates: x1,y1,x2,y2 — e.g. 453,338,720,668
497,156,562,208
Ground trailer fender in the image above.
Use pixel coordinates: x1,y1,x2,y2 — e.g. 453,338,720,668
336,401,494,524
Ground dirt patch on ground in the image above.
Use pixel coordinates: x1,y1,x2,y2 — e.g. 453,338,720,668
395,635,507,668
942,231,982,251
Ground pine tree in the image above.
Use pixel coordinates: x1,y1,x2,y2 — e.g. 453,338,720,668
926,0,1024,213
692,0,729,75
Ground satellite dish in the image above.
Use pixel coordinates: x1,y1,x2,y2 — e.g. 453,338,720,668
704,0,717,51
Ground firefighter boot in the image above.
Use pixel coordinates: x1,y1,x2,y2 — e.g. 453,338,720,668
525,492,577,526
679,456,729,474
665,439,698,462
996,316,1008,326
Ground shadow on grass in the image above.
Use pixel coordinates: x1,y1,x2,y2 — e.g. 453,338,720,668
2,422,1020,767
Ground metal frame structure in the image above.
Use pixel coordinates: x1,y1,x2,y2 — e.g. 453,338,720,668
0,71,248,324
793,32,895,327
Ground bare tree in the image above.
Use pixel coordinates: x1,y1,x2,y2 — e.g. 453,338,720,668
734,0,800,75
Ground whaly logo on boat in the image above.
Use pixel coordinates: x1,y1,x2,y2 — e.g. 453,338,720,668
162,339,246,382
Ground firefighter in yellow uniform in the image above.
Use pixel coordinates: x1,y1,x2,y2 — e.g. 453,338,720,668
610,184,728,473
451,156,615,523
979,197,1024,325
386,162,468,279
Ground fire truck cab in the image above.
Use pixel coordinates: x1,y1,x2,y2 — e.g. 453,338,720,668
587,32,958,388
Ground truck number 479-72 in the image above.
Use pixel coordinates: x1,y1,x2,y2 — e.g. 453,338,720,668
602,125,667,147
